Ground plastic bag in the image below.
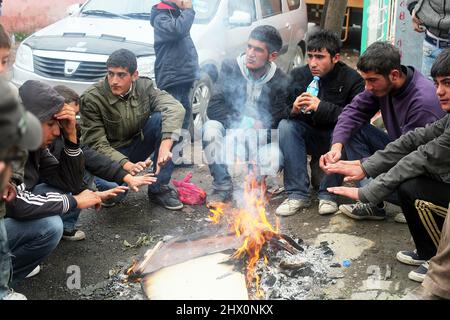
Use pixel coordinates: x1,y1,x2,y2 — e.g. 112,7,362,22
172,172,206,205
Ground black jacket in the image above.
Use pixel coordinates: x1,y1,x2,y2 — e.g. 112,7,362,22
51,120,128,188
6,138,84,220
207,59,290,129
287,61,365,130
50,135,128,189
150,1,199,89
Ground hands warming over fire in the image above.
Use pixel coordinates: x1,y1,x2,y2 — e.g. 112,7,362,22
321,160,366,183
124,158,153,176
327,186,360,201
155,139,173,175
73,186,129,211
321,158,366,201
320,143,343,169
123,173,157,192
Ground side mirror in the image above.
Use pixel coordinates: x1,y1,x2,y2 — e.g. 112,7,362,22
228,11,252,26
67,3,82,16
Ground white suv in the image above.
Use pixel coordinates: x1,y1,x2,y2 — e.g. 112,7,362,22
12,0,307,131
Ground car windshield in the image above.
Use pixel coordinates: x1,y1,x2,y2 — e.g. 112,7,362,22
81,0,220,23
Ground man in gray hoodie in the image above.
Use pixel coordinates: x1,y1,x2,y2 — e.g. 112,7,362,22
407,0,450,78
202,25,289,206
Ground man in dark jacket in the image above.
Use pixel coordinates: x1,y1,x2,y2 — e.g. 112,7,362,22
4,81,119,284
321,41,445,220
0,78,42,299
150,0,199,131
7,81,124,227
326,48,450,287
202,25,289,205
275,30,364,217
51,85,157,207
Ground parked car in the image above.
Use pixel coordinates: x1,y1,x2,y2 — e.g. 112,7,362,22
12,0,308,135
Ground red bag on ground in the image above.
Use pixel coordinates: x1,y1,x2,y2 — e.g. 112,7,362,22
172,172,207,205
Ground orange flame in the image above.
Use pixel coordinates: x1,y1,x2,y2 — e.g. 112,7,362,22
209,173,279,297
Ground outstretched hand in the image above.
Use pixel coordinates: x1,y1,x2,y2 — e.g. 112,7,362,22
124,173,157,192
322,160,365,182
327,186,359,201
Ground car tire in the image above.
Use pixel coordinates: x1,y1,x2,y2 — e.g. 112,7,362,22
289,45,305,72
189,72,213,141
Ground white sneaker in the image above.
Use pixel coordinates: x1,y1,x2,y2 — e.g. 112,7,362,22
275,198,310,216
25,265,40,278
395,212,407,223
318,200,338,215
62,229,86,241
2,290,27,300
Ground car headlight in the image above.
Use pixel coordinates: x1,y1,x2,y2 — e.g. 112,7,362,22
137,55,155,78
15,44,34,72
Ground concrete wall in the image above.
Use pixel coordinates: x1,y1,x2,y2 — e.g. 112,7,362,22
0,0,82,33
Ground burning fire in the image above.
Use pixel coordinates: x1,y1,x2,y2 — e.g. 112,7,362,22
208,173,280,297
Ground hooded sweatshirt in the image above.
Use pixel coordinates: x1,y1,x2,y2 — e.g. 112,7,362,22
6,81,84,220
207,55,289,129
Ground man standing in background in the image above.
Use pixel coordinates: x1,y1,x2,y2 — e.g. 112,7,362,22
150,0,199,135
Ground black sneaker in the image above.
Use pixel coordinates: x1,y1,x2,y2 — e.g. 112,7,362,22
339,202,386,220
396,250,427,266
408,261,429,282
206,190,232,208
148,185,183,210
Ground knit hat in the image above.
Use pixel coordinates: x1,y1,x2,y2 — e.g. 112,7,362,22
19,80,65,122
0,79,42,151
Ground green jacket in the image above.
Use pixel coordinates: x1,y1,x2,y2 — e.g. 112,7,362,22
80,77,185,165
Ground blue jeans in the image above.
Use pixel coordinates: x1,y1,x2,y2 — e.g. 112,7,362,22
422,38,443,80
202,120,281,191
0,218,11,299
165,83,193,131
279,119,340,201
202,120,235,191
344,123,392,188
32,183,81,233
344,123,401,205
5,215,63,283
95,112,174,194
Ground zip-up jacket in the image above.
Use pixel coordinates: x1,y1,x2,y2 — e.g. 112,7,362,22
287,61,364,130
359,114,450,204
6,138,84,220
207,58,289,129
80,77,185,165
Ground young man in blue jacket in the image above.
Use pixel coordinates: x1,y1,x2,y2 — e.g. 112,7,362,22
150,0,199,132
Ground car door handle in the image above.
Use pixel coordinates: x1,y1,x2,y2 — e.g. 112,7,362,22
285,22,291,30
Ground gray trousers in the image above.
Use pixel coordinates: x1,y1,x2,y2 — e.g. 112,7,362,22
423,204,450,299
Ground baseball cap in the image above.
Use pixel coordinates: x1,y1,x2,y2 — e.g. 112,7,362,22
0,78,43,151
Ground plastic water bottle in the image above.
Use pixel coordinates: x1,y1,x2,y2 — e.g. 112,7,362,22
302,76,320,114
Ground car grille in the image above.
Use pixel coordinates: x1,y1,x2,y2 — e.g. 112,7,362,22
33,55,107,81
